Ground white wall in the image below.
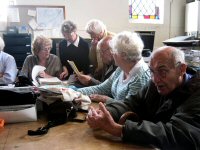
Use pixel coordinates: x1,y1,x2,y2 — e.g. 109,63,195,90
15,0,186,49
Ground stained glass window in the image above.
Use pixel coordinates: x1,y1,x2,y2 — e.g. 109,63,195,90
129,0,164,24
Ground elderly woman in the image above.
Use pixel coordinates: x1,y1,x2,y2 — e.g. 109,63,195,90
0,37,17,85
77,31,151,103
21,35,62,80
85,19,115,79
59,20,90,79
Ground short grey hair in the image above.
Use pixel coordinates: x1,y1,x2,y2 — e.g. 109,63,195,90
85,19,107,35
109,31,144,62
97,35,113,51
61,20,77,35
0,36,5,51
151,46,185,65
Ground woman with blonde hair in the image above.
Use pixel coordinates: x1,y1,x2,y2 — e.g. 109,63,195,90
21,35,62,80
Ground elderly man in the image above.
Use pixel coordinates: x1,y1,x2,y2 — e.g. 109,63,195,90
59,20,90,79
86,46,200,149
77,35,117,86
0,37,17,85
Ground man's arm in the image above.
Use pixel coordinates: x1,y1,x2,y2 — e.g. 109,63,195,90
108,89,200,149
0,56,17,84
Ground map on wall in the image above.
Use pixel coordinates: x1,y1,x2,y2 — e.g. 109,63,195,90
36,7,64,29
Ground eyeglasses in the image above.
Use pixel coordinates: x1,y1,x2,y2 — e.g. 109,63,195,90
100,48,110,53
150,62,181,79
41,47,51,52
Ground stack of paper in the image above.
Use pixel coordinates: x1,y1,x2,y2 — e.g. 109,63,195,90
38,77,62,85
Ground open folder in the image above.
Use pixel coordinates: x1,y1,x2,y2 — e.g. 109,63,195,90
67,60,81,75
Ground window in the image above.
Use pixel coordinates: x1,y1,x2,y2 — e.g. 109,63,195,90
129,0,164,24
0,1,8,22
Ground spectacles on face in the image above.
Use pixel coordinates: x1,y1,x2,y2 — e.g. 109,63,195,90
100,48,110,54
90,33,102,41
41,46,51,52
150,62,181,79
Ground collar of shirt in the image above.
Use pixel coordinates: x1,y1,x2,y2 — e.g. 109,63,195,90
67,36,80,47
129,58,147,77
122,58,147,83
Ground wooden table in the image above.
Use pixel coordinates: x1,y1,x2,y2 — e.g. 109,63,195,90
0,112,156,150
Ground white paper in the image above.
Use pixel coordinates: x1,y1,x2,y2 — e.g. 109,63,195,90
67,60,80,75
28,9,36,17
28,18,38,30
32,65,46,86
38,77,61,85
7,7,20,22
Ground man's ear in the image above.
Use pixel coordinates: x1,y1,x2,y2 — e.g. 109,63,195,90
179,63,187,76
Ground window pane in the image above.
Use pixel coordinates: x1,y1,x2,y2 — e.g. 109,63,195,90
129,0,164,24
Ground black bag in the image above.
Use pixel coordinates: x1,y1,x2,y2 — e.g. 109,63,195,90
28,99,78,136
0,87,37,106
15,75,33,87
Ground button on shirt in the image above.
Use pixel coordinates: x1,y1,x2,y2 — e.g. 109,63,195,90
0,51,17,85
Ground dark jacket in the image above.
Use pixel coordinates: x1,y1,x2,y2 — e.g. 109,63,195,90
106,71,200,150
59,37,90,76
89,64,117,86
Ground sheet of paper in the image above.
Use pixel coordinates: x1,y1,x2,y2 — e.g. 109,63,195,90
31,65,46,86
28,9,36,17
28,18,38,30
7,7,20,22
67,60,80,75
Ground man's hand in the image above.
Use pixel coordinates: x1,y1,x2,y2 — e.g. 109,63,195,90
86,102,122,137
91,39,99,47
77,74,92,85
89,94,110,103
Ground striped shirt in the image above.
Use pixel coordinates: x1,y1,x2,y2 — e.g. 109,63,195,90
78,58,151,101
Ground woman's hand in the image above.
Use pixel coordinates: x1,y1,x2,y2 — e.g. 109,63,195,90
38,71,51,78
60,66,69,79
89,94,110,103
60,71,68,80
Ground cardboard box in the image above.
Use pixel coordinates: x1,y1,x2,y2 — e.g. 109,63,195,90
0,104,37,123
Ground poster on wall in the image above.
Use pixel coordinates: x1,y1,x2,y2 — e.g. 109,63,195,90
36,7,64,29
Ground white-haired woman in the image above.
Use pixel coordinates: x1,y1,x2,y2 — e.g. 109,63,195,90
85,19,115,79
77,31,151,103
0,37,17,85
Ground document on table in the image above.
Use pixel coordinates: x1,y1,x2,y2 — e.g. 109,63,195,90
67,60,80,75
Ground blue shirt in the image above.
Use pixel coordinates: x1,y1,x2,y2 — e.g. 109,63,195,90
0,51,17,84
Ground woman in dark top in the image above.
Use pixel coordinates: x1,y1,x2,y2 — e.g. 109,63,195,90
59,20,90,79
